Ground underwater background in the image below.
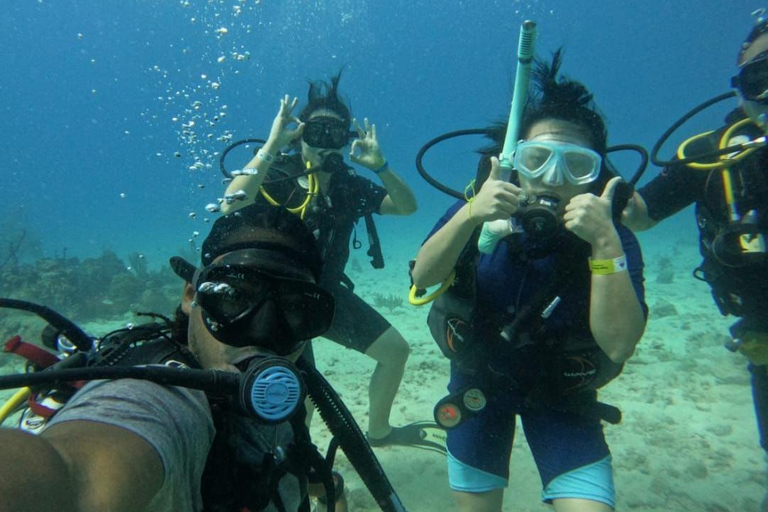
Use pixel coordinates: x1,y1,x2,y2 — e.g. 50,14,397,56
1,1,766,510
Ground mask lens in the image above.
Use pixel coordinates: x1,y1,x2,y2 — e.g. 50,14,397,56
739,56,768,100
196,267,270,323
276,281,335,338
563,150,599,180
517,144,553,175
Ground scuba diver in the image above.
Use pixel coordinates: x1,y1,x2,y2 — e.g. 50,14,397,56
0,204,356,512
411,50,647,512
220,73,444,454
621,8,768,511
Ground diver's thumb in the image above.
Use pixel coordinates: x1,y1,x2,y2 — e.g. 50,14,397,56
601,176,622,200
488,156,502,181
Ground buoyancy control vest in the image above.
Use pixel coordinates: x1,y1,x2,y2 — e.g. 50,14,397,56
689,122,768,320
426,230,624,420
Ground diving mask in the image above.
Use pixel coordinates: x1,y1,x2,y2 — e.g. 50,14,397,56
513,140,602,186
733,52,768,102
303,116,352,149
193,264,335,354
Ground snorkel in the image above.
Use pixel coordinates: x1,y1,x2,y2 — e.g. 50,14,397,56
477,20,537,254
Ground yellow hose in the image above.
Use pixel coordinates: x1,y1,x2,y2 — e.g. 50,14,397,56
260,162,317,219
0,387,31,425
408,272,456,306
678,119,758,170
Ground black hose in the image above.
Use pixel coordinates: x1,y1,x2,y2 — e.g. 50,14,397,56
415,130,649,199
0,298,93,351
219,138,267,179
0,365,240,394
415,128,489,200
650,91,738,167
305,443,337,512
297,358,407,512
605,144,647,186
219,137,322,185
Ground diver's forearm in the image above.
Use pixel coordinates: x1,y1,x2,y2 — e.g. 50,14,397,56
377,167,417,215
221,145,276,214
412,204,477,288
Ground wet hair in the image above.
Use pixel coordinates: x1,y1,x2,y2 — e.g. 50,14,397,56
200,203,323,280
477,49,612,192
298,70,353,129
172,305,189,345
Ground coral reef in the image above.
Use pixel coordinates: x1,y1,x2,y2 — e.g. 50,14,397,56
371,292,404,313
0,250,181,324
127,252,149,279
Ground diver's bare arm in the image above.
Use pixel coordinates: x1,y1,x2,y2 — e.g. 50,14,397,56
377,167,418,215
588,233,646,363
412,203,478,289
220,143,276,214
222,95,304,214
0,422,164,512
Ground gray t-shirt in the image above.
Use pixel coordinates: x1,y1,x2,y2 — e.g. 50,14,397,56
43,378,306,511
44,379,215,512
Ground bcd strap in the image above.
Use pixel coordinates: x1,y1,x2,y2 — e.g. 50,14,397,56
364,213,384,269
4,335,60,369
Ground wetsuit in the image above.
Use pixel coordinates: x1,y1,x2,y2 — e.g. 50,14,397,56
639,118,768,450
425,201,647,507
259,154,391,355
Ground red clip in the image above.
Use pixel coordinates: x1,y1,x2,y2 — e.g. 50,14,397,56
4,335,22,353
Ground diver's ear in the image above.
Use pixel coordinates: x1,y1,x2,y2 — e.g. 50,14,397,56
181,283,196,315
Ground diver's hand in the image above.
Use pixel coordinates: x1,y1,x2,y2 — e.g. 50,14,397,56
565,176,621,247
265,95,304,151
620,191,654,232
470,156,523,224
349,117,386,170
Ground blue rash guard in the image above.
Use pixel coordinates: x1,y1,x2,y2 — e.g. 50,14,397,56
424,200,647,508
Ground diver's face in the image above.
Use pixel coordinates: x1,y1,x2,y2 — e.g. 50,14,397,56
300,109,348,167
738,34,768,133
181,254,309,372
518,119,596,213
183,282,264,373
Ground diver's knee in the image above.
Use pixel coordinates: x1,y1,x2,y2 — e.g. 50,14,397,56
367,328,410,363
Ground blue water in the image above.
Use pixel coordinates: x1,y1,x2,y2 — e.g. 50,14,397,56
0,0,756,264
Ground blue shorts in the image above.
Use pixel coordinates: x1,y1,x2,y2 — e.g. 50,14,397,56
445,366,616,508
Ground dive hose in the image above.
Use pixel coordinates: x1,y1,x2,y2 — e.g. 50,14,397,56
650,90,768,167
298,357,407,512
